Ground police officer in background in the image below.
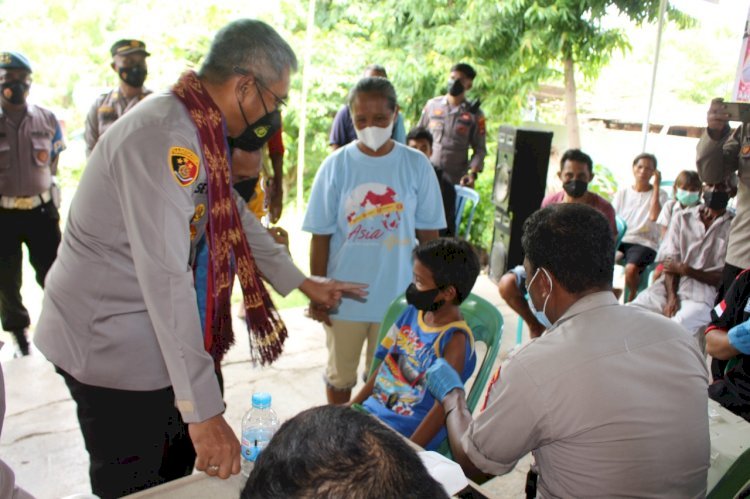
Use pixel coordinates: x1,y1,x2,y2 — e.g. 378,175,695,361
418,63,487,187
0,52,65,357
84,39,152,156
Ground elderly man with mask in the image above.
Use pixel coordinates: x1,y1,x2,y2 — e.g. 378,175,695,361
84,39,152,156
427,204,709,498
34,20,365,498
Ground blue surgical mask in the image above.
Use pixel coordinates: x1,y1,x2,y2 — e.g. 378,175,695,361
675,189,700,207
527,268,553,329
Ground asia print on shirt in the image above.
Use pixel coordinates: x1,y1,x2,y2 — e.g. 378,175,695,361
345,182,404,244
372,323,433,417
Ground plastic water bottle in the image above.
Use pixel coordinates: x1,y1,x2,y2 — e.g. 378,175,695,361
241,392,279,478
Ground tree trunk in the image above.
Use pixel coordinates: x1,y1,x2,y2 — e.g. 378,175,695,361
563,57,581,149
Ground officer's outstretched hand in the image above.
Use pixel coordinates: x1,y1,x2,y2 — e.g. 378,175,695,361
426,358,465,402
189,414,241,479
728,319,750,355
300,276,368,310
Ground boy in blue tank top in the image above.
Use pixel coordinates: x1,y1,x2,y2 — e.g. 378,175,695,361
351,238,480,450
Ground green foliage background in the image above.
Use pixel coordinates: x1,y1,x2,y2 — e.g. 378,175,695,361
0,0,740,257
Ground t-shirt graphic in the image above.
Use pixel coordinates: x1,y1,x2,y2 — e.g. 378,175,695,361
346,183,403,242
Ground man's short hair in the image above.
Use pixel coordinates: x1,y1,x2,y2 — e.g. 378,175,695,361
559,148,593,174
347,77,398,113
522,204,614,294
450,63,476,80
198,19,298,85
363,64,387,78
406,126,434,147
632,152,657,169
414,238,480,304
242,405,449,499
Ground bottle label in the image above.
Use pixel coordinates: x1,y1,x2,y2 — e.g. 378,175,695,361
241,430,272,462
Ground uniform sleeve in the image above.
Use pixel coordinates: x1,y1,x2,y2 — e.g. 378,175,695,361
84,99,100,157
462,357,546,476
415,154,447,230
108,125,224,424
302,156,339,234
696,127,739,183
329,106,349,147
392,113,406,144
235,192,305,296
468,110,487,172
656,211,683,263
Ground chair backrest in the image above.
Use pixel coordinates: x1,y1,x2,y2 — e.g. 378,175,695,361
615,215,627,250
370,292,503,413
707,447,750,498
454,186,480,238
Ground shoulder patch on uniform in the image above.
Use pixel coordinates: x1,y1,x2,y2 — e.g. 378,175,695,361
741,144,750,157
478,116,486,136
169,146,200,187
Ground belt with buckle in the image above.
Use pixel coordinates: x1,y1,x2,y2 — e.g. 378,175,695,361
0,190,52,210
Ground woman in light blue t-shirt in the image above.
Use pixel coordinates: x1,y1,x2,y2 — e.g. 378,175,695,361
302,77,446,404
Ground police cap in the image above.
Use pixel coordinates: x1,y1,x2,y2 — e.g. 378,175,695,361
0,52,32,73
110,39,150,57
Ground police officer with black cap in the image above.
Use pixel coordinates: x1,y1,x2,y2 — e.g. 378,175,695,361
0,51,65,356
84,39,151,156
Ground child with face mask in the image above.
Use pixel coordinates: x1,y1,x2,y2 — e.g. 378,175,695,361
652,170,702,281
349,238,480,450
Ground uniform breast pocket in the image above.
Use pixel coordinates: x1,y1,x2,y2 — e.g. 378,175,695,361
455,118,472,137
429,119,444,142
0,138,9,170
31,136,52,168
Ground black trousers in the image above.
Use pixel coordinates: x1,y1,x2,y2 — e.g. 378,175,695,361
56,368,196,498
0,202,60,331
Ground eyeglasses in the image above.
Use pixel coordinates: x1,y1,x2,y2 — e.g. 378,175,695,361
232,66,287,110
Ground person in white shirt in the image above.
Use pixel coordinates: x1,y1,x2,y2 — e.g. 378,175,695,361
612,152,667,301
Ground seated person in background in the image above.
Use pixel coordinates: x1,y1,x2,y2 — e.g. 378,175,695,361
612,152,667,301
498,148,615,338
630,176,735,347
652,170,702,281
407,127,456,237
242,405,449,499
705,269,750,421
350,238,479,450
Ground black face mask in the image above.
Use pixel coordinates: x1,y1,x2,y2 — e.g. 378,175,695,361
703,190,730,211
231,90,282,152
1,81,29,105
563,179,588,198
233,177,259,203
447,78,464,97
119,65,147,87
405,283,444,312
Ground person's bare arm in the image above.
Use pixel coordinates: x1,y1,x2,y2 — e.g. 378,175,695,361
309,234,332,325
649,170,662,221
706,328,741,360
350,364,380,405
663,270,680,318
411,332,467,448
663,259,722,287
416,229,439,244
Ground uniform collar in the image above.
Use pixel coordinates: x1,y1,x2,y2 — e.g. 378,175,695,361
551,291,618,331
440,95,468,109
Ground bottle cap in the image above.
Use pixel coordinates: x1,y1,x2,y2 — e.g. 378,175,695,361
252,392,272,409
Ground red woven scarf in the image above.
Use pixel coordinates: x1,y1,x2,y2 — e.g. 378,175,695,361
172,70,287,365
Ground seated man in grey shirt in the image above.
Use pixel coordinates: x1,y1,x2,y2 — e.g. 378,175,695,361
426,204,710,498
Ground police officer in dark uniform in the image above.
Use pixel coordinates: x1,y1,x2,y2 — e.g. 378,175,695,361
84,39,151,156
418,63,487,187
0,52,65,356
